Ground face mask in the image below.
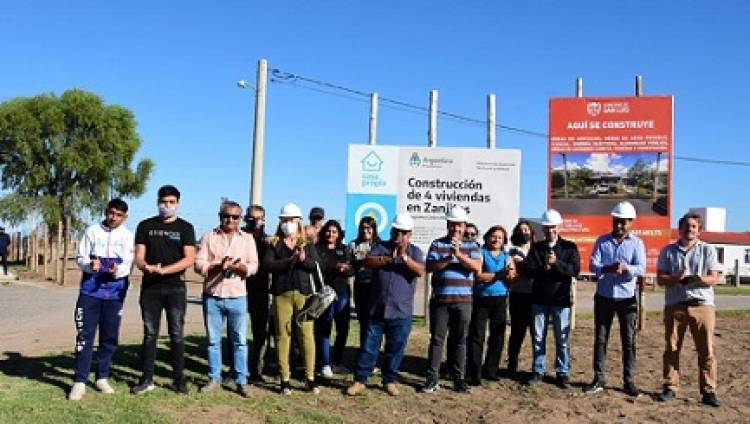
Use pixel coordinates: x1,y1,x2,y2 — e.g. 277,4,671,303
246,218,261,231
281,221,297,236
159,205,177,218
517,233,531,244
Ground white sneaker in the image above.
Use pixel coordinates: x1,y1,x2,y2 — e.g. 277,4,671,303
68,382,86,401
320,365,334,379
331,364,350,374
95,378,115,394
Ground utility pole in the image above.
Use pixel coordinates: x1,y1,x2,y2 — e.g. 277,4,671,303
424,89,439,325
569,77,584,331
250,58,268,206
428,90,438,148
369,92,378,145
487,94,496,149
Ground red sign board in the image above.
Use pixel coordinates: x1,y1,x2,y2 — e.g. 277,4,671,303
548,96,673,274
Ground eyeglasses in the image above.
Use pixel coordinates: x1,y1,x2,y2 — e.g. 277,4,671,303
465,232,477,238
220,213,241,220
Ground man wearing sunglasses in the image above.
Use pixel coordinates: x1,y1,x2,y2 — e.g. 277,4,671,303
584,201,645,397
195,200,259,397
463,223,479,244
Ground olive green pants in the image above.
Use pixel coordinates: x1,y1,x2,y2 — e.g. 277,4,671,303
273,290,315,381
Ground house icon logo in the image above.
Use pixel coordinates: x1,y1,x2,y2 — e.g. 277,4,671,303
361,151,384,172
587,102,602,117
409,152,421,168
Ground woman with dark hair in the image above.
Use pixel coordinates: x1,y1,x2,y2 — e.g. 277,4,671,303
467,225,516,385
315,219,354,378
350,216,381,349
506,219,536,377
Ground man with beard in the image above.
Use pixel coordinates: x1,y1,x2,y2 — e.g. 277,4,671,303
584,202,645,397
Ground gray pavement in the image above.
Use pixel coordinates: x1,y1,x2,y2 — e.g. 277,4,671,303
0,280,206,358
2,278,748,358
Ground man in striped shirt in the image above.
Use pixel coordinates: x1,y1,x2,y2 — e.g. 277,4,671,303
421,207,481,394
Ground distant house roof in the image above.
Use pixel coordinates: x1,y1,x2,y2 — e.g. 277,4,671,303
670,229,750,245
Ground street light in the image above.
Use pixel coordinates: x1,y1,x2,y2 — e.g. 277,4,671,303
236,79,255,90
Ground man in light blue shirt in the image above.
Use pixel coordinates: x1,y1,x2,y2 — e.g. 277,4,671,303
584,202,645,397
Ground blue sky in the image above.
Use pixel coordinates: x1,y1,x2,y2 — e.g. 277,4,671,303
2,1,749,234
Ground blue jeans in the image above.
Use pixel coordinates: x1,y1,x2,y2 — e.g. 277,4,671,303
203,295,248,384
531,304,571,376
355,318,412,384
315,289,350,367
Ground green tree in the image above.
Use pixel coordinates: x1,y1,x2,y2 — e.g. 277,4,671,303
0,89,154,236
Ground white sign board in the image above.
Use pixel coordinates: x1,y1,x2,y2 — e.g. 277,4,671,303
346,145,521,251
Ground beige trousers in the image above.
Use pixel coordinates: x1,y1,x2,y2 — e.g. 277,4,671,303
663,304,716,394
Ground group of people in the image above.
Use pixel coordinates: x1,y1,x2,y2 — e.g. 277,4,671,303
65,184,722,408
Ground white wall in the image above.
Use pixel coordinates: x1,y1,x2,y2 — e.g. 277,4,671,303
689,207,727,232
713,243,750,278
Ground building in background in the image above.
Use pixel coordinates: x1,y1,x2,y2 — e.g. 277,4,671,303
672,207,750,282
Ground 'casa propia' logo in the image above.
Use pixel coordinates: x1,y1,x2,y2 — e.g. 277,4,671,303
361,151,383,172
409,152,421,168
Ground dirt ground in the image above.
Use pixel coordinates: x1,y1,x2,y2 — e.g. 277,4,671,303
3,263,750,423
159,311,750,424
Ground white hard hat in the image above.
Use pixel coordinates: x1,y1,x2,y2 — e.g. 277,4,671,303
540,209,563,226
391,212,415,231
611,201,636,219
278,203,303,218
446,207,468,223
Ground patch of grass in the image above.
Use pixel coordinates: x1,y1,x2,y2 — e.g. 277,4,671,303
714,285,750,296
0,322,374,424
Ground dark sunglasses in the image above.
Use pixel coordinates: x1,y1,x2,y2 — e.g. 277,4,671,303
465,232,477,237
220,213,241,220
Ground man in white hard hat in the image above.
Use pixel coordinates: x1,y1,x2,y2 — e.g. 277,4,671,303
527,209,580,389
655,212,721,407
421,206,482,394
346,212,425,397
584,201,646,397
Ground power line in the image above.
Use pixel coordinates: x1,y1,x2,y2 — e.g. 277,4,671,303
270,68,548,138
269,67,749,167
673,155,750,167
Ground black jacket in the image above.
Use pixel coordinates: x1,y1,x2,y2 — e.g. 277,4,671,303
263,240,320,296
245,231,270,295
528,238,580,306
0,233,10,254
316,243,353,295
